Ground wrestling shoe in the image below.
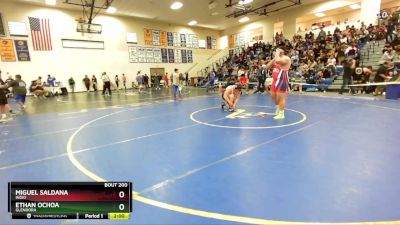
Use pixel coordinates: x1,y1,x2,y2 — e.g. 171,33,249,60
273,111,285,120
275,106,280,115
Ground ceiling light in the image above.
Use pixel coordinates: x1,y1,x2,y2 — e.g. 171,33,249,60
239,17,250,23
106,6,117,13
349,4,360,9
314,12,325,17
188,20,197,26
170,2,183,10
238,0,253,5
45,0,56,5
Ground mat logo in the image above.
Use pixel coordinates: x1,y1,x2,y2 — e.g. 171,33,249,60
226,109,274,119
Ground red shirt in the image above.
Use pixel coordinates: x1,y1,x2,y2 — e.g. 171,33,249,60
239,76,248,84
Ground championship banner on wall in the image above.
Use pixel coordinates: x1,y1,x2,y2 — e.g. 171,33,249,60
144,29,153,45
187,50,193,63
138,47,147,63
153,48,162,63
167,49,174,63
192,35,198,48
174,49,181,63
180,34,186,48
146,47,154,63
161,48,168,63
0,39,16,62
128,46,138,63
181,49,187,63
152,30,160,46
229,34,235,49
186,34,192,48
167,32,174,47
14,40,30,61
173,32,180,47
160,31,167,47
0,13,5,36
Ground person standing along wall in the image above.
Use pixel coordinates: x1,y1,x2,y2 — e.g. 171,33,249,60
101,72,111,96
122,74,127,91
115,75,120,90
68,77,75,93
92,75,97,92
164,73,169,87
83,75,91,93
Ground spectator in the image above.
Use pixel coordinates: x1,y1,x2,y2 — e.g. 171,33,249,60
47,75,55,87
31,79,48,97
386,21,396,42
83,75,90,93
239,74,249,94
206,71,215,93
122,74,127,90
9,74,27,111
115,75,120,90
0,70,11,122
164,72,169,87
327,54,337,78
381,47,395,63
143,74,149,88
92,75,97,92
68,77,75,93
172,68,181,100
154,73,161,90
185,72,189,86
339,58,356,95
374,61,390,96
136,71,143,93
101,72,111,96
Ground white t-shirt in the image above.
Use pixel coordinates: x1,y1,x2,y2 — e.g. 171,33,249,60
101,74,110,82
172,72,180,86
327,58,336,66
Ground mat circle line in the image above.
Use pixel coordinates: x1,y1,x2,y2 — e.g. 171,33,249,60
66,105,400,225
190,105,307,129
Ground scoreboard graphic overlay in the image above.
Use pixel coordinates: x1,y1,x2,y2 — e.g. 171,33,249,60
8,182,132,220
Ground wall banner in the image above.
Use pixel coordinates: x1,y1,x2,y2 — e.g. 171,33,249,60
152,30,160,46
160,31,167,47
180,33,186,48
14,40,30,61
181,49,187,63
167,49,175,63
128,46,138,63
187,50,193,63
144,29,153,45
0,39,16,62
161,48,168,63
167,32,174,47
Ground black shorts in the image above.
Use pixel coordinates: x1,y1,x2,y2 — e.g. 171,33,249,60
0,95,7,105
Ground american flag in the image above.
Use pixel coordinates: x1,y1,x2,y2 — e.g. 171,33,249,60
28,17,52,51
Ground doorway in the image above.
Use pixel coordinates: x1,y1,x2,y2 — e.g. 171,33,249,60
150,68,165,86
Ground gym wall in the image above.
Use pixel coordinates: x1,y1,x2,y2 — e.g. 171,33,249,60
0,0,221,92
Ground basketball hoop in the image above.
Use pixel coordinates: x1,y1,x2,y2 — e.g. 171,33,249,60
76,22,102,34
65,0,113,34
